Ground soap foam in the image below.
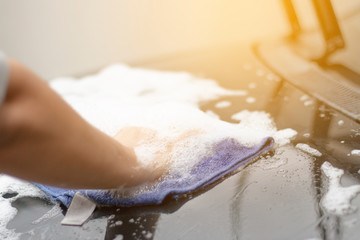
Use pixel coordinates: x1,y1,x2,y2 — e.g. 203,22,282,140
51,65,284,179
245,97,256,103
231,110,297,147
1,64,295,237
113,234,124,240
338,120,344,126
0,175,46,240
51,64,247,137
320,162,360,216
130,103,275,175
215,100,231,108
296,143,322,157
351,149,360,156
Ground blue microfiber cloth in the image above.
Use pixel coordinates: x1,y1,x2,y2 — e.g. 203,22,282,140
35,137,273,208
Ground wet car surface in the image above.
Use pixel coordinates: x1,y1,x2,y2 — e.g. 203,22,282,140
6,41,360,239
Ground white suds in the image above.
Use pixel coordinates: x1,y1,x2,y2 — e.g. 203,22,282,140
351,149,360,156
300,95,309,101
145,232,153,239
338,120,344,126
272,129,297,147
300,94,313,106
115,220,123,226
231,110,297,147
53,64,298,202
215,100,231,108
0,175,47,240
245,97,256,103
320,162,360,215
113,234,124,240
52,65,279,179
1,64,297,236
296,143,322,157
304,100,314,106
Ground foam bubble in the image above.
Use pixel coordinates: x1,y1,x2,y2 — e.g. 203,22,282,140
50,64,247,136
320,162,360,215
300,95,309,101
115,220,123,226
114,234,124,240
1,64,296,235
338,120,344,126
303,133,310,138
122,103,275,182
144,231,153,239
351,149,360,156
296,143,322,157
272,129,297,147
232,110,297,147
304,100,314,106
245,97,256,103
51,65,277,180
215,100,231,108
0,175,46,240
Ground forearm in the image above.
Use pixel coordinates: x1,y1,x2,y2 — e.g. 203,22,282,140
0,60,148,189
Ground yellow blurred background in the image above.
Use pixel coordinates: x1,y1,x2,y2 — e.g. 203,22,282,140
0,0,357,79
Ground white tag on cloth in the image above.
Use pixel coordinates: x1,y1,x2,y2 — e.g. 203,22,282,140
61,192,96,226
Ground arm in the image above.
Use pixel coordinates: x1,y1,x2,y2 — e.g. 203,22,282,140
0,59,160,189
